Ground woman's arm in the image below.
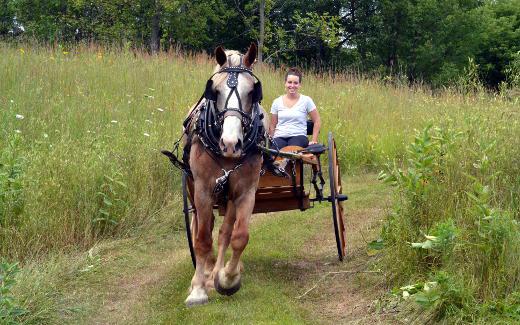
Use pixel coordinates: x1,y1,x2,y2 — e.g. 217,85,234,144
308,109,321,145
269,114,278,137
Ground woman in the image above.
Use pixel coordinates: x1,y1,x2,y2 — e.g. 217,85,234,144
269,67,321,149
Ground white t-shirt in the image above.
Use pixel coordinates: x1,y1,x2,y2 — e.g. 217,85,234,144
270,94,316,138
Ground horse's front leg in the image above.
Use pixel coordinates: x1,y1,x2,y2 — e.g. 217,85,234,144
214,189,255,296
185,189,214,307
207,200,236,289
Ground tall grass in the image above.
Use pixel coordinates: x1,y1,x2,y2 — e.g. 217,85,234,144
0,44,204,259
0,43,442,260
0,43,518,322
379,107,519,321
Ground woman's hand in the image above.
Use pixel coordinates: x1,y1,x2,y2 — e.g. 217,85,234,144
309,140,317,145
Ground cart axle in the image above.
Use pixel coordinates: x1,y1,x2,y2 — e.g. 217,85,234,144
328,194,348,202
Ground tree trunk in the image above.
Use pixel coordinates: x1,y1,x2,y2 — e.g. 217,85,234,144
150,1,160,54
258,0,265,64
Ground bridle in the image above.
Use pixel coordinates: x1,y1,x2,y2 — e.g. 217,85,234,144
196,54,265,158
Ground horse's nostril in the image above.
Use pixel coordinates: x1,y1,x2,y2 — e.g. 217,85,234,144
235,139,242,152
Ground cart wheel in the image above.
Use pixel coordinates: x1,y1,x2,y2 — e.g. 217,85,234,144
328,132,346,261
182,172,196,268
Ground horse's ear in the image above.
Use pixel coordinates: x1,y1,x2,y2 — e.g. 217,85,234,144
215,46,227,66
244,42,257,67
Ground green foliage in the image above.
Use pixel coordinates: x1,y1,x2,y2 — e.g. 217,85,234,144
2,0,519,88
410,219,457,256
0,45,518,323
0,261,27,324
0,134,25,228
379,116,520,322
0,0,15,37
93,172,129,234
456,57,485,94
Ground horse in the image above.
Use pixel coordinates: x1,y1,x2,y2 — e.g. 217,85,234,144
181,43,267,306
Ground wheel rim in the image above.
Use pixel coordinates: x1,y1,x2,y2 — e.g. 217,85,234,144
328,132,346,261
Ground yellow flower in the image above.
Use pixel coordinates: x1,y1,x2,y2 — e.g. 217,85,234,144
63,51,69,55
19,48,25,55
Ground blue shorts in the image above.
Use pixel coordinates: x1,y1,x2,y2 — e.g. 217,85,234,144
272,135,309,149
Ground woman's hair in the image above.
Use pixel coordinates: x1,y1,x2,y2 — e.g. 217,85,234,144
285,67,303,83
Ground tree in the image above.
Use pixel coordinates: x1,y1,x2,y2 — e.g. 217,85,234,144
476,0,520,87
0,0,15,37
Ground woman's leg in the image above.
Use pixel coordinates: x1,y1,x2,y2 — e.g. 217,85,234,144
272,137,289,149
288,135,309,148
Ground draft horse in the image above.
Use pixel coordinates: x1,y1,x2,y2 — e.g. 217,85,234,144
177,43,267,306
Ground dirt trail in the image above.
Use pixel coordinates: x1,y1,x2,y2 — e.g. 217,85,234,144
90,249,187,325
82,174,399,324
298,205,401,324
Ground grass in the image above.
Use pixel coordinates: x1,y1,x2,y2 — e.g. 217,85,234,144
1,43,519,323
6,174,392,324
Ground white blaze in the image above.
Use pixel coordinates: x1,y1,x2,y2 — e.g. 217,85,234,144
220,116,243,157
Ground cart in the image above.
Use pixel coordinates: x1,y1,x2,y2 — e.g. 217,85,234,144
181,131,348,267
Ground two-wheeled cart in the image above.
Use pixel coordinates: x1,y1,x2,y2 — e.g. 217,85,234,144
182,131,348,266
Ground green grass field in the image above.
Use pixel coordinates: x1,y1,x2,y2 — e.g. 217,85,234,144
1,44,519,324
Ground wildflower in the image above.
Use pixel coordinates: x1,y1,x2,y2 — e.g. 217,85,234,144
19,48,25,55
143,133,150,137
63,51,69,55
145,119,152,124
157,108,164,112
15,114,24,120
128,100,132,104
111,120,118,124
43,133,49,138
15,129,21,134
10,99,14,103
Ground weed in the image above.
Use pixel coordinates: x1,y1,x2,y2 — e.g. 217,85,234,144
0,134,25,228
0,261,27,324
93,172,129,235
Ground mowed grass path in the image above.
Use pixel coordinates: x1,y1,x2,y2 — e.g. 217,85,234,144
41,174,393,324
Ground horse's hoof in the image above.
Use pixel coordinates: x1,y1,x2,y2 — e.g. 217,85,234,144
214,270,241,296
185,287,209,307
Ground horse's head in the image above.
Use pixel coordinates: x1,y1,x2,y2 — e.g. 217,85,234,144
206,43,262,158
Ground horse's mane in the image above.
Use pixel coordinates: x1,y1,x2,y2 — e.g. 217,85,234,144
211,50,253,87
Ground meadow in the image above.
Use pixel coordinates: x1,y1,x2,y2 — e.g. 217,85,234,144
1,44,519,323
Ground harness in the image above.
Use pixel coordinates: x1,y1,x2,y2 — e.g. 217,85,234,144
162,54,266,197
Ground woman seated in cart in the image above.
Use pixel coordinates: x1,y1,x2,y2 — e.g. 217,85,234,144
269,67,321,149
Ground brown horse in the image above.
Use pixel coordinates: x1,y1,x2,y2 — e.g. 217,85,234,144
183,43,267,306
